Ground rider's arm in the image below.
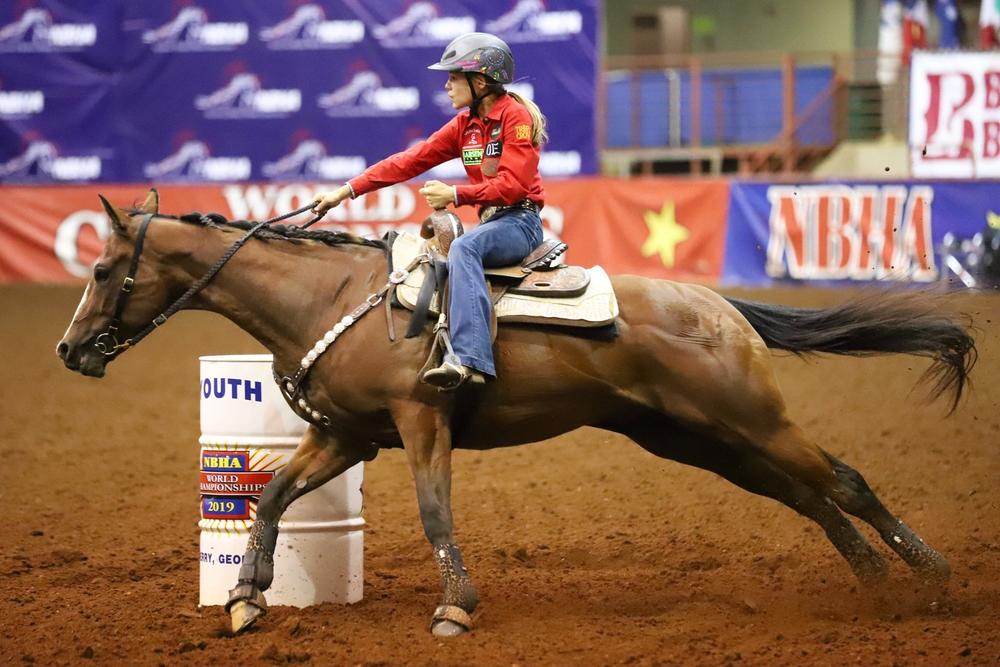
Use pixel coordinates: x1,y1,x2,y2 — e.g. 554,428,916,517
455,105,538,207
348,117,461,197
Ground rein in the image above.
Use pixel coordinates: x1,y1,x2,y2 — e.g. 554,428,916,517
93,201,430,430
95,205,321,357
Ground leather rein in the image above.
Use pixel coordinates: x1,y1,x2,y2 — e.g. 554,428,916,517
93,204,430,429
94,205,321,357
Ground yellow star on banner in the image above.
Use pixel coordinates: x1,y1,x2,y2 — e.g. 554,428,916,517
641,200,690,268
987,210,1000,230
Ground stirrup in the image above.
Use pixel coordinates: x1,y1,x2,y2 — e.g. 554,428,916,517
421,361,486,390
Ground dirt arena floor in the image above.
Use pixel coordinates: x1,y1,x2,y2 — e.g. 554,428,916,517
1,284,998,666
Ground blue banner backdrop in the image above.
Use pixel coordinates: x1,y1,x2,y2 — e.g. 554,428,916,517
723,180,1000,286
0,1,598,184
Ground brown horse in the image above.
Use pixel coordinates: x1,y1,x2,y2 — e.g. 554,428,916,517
57,191,976,637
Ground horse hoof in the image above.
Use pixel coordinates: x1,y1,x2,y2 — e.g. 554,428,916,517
229,591,268,635
918,555,951,585
431,619,468,637
230,600,264,634
430,605,472,636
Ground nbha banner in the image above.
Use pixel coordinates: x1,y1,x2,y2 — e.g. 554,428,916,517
0,178,730,283
723,180,1000,286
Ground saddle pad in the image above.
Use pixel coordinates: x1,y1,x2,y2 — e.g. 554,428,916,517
493,267,618,327
391,232,619,328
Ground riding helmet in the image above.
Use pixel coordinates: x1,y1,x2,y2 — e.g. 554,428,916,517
427,32,514,84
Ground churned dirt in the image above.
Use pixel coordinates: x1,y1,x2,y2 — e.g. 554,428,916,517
1,284,998,667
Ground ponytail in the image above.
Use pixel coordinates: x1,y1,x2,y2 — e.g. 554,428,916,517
507,91,548,146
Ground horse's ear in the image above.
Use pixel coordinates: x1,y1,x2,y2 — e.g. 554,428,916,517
140,188,159,214
98,194,129,236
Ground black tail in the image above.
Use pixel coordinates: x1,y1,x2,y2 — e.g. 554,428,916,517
725,292,978,413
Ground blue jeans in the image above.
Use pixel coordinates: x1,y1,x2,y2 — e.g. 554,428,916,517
447,208,543,376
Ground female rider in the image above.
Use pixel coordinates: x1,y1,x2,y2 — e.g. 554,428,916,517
312,32,547,390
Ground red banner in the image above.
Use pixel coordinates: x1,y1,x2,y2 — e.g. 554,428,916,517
545,177,729,282
0,179,729,283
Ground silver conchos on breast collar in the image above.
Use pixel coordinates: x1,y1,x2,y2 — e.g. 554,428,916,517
274,253,429,427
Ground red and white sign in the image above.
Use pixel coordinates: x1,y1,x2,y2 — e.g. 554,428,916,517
0,179,730,284
910,51,1000,178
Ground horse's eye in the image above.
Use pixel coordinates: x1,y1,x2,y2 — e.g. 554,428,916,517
93,265,110,282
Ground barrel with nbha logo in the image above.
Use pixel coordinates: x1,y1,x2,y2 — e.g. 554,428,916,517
198,354,364,607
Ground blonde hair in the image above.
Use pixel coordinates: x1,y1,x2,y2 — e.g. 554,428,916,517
507,90,548,146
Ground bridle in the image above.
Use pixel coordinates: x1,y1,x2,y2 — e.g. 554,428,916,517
94,213,155,356
94,205,320,357
89,202,431,430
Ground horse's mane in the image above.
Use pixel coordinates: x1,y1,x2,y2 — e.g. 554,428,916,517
127,208,386,250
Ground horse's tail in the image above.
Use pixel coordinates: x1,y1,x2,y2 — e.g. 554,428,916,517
724,292,978,413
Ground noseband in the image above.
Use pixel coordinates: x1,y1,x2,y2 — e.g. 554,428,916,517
94,205,319,357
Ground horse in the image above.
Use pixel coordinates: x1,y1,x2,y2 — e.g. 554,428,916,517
57,190,977,637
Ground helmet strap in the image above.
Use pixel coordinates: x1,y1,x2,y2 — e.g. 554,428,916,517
465,73,505,118
465,72,485,117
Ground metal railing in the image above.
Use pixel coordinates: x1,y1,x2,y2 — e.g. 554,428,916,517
600,50,909,177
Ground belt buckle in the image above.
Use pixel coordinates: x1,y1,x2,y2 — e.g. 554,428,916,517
480,206,498,223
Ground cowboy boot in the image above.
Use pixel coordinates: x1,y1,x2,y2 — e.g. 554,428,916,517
421,361,486,390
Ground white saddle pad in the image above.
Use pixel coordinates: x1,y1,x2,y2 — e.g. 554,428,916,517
390,232,619,328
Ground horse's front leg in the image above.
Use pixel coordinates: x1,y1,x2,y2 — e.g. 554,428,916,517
390,399,479,636
226,425,372,634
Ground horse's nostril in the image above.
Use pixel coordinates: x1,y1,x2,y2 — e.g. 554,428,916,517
56,341,69,359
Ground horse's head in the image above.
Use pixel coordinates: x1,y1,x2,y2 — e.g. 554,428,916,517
56,189,171,377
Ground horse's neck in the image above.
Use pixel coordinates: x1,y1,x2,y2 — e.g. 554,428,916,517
174,224,378,368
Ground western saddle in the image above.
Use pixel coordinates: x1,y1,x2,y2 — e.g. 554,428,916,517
419,209,590,298
385,210,619,385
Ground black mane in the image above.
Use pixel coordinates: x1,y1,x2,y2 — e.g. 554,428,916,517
127,209,386,250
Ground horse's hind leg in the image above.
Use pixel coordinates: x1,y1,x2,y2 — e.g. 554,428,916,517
227,426,374,634
683,336,949,584
759,422,950,583
612,418,888,582
822,451,950,583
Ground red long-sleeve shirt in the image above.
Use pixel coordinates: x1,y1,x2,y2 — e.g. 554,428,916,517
348,93,545,210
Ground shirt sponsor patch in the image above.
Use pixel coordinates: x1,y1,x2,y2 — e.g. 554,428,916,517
463,128,483,146
462,147,483,165
485,140,502,157
490,124,502,139
515,124,531,140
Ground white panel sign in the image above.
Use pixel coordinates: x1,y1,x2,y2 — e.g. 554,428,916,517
909,51,1000,178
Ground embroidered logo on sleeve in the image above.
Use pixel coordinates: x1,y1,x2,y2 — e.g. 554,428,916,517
514,124,531,140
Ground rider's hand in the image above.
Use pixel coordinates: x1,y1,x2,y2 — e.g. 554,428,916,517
419,180,454,210
312,185,352,216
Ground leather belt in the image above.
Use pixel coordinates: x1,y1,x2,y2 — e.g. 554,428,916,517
479,199,541,223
